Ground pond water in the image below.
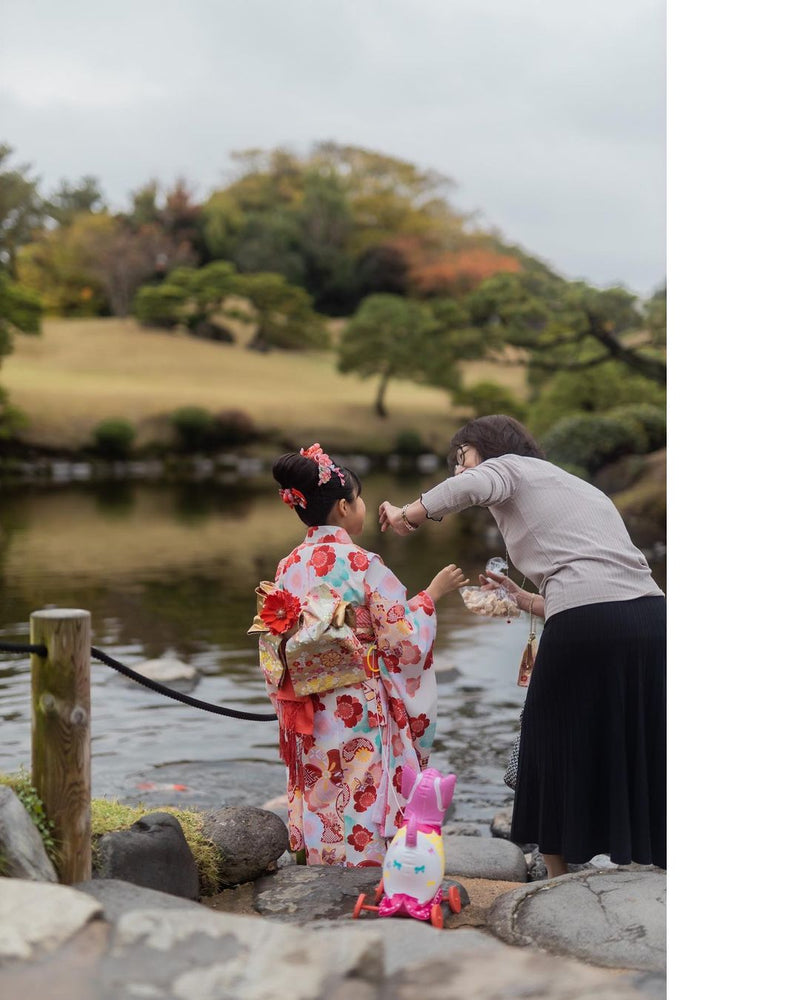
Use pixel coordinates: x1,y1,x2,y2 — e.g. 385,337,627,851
0,474,665,832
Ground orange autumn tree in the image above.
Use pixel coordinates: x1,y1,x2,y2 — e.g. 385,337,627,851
385,235,522,297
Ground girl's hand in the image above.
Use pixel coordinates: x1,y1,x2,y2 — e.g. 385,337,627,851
427,564,469,602
480,570,544,616
379,501,411,535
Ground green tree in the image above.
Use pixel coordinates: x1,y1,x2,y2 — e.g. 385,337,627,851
462,274,666,387
338,294,467,417
0,270,42,437
235,272,328,351
0,144,44,278
45,176,106,227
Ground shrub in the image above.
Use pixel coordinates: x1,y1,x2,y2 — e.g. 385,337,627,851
133,284,187,329
453,381,527,422
608,403,666,452
92,417,136,458
170,406,215,451
213,408,258,446
541,414,647,475
394,429,425,455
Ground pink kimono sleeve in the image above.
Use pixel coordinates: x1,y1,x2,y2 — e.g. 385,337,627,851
363,558,438,765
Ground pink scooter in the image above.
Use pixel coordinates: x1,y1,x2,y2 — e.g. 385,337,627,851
353,766,462,929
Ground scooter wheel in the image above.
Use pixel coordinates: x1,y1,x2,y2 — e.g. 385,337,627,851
353,893,367,919
430,903,444,929
448,885,462,914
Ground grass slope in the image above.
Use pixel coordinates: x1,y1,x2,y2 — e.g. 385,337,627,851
3,318,524,453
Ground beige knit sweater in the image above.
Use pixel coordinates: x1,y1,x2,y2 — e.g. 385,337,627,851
420,455,664,619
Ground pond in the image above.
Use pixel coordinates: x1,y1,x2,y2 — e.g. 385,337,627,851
0,474,666,832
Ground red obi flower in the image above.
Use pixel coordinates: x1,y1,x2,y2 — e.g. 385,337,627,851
347,824,374,852
335,694,364,729
348,550,370,572
310,545,336,577
259,590,301,634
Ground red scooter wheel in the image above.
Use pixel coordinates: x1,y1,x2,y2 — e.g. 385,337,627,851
430,903,444,929
448,885,462,914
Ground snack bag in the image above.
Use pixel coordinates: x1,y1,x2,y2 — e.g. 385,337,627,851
459,557,520,618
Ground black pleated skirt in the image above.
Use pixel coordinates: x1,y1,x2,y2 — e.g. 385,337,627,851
510,595,666,869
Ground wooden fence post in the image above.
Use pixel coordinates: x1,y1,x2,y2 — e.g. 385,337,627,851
30,608,92,885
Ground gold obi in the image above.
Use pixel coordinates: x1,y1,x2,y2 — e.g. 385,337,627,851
247,581,369,696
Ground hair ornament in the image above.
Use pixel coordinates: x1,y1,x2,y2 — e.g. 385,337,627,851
279,487,307,509
299,443,346,486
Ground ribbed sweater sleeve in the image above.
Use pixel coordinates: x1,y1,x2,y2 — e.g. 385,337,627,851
420,458,516,519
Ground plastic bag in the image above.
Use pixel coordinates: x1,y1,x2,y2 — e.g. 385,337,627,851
459,557,520,618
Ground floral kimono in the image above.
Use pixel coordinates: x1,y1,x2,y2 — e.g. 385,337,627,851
259,525,438,866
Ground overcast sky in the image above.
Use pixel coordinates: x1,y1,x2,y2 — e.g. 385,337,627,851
1,0,665,296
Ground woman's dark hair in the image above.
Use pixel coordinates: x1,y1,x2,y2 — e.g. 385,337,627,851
447,415,545,469
273,451,361,527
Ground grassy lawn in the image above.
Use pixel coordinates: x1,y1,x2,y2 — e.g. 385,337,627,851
2,318,527,453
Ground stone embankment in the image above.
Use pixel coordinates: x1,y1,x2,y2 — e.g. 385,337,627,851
1,788,665,999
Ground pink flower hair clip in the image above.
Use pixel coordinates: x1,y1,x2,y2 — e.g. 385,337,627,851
279,487,307,509
299,443,346,486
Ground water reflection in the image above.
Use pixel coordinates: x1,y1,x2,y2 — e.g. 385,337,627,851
0,477,665,826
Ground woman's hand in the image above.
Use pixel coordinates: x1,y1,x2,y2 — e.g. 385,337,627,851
378,501,410,535
480,570,544,616
427,564,469,603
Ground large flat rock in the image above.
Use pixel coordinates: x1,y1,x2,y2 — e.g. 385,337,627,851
444,833,528,882
489,868,666,973
0,879,103,964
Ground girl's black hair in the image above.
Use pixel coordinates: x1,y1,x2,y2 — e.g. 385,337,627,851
273,451,361,527
447,415,545,470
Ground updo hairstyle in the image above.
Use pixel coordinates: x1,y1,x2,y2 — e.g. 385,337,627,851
448,415,545,471
273,452,361,527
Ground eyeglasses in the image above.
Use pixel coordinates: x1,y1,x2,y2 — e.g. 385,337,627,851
454,446,468,472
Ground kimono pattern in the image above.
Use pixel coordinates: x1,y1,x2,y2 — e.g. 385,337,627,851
260,525,438,866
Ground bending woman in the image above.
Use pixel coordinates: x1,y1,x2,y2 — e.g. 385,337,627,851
379,415,666,877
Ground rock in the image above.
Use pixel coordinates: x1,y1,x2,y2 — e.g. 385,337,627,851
0,785,58,882
441,821,483,837
390,942,663,999
444,834,528,882
102,907,384,999
488,868,667,973
253,865,381,922
489,806,536,853
95,811,200,900
201,806,289,886
0,878,102,964
73,878,204,922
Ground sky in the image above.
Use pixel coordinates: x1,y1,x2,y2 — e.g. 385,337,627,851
0,0,665,297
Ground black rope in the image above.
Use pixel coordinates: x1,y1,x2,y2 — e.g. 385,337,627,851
0,640,277,722
0,641,48,656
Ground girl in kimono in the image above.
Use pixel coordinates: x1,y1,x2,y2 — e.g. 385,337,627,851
260,444,467,867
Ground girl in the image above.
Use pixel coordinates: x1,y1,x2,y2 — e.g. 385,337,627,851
255,443,467,867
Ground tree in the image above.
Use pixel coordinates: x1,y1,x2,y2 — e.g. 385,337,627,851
338,294,470,417
0,270,42,437
462,273,667,386
45,176,106,227
0,144,44,278
235,272,328,351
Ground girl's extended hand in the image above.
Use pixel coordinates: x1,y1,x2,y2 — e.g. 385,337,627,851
427,564,469,603
379,501,410,535
480,570,544,616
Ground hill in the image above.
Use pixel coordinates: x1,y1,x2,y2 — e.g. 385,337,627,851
2,318,527,453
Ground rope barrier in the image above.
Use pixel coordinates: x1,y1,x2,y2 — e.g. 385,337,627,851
0,640,277,722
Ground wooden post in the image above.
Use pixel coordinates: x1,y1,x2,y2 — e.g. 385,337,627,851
30,608,92,885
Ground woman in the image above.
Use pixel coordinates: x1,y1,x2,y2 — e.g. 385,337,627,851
379,415,666,877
